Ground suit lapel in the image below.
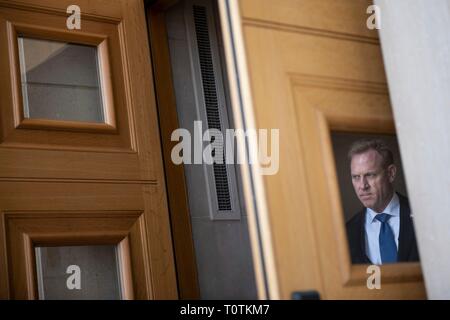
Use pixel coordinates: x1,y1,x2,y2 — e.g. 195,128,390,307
358,209,371,264
397,193,414,261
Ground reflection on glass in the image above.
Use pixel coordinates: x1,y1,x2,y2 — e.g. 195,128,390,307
35,245,122,300
331,132,420,265
18,37,104,122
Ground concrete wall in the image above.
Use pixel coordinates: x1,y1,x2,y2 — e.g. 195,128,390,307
376,0,450,299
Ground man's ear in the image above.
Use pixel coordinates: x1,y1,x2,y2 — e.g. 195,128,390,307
387,164,397,183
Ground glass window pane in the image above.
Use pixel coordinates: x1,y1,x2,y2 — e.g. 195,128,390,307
330,132,413,265
18,37,105,123
35,245,122,300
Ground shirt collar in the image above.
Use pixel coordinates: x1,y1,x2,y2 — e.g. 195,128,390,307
366,193,400,222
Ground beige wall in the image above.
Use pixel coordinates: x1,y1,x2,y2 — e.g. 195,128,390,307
376,0,450,299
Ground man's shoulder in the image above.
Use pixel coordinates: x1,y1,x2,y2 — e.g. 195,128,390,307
346,208,365,230
396,192,411,212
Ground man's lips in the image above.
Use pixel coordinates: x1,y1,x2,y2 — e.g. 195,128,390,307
360,194,372,199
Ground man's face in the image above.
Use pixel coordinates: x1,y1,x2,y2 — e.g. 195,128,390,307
350,149,396,213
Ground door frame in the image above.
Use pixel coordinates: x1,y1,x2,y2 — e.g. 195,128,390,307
145,0,200,300
216,0,276,299
145,0,277,300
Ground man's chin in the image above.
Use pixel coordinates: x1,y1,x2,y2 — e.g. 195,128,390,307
360,199,374,209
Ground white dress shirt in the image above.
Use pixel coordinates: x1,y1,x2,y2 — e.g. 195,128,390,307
364,193,400,265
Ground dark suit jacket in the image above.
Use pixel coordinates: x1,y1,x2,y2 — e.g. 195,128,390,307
346,193,420,264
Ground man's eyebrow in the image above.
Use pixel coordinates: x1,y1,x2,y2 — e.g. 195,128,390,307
351,172,376,176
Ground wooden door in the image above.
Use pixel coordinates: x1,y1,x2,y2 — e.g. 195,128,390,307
0,0,177,299
227,0,426,299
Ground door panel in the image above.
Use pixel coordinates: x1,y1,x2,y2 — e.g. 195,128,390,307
237,0,426,299
0,0,177,299
240,0,378,38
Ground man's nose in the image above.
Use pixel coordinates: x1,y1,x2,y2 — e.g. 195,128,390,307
360,178,369,190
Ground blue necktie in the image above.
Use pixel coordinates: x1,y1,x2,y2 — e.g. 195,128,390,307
375,213,397,264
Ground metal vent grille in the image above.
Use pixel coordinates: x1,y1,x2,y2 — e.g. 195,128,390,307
193,5,232,211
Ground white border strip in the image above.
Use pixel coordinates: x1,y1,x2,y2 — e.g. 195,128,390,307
34,247,45,300
217,0,280,299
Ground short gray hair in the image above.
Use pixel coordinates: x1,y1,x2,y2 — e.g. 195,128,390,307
348,138,394,168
